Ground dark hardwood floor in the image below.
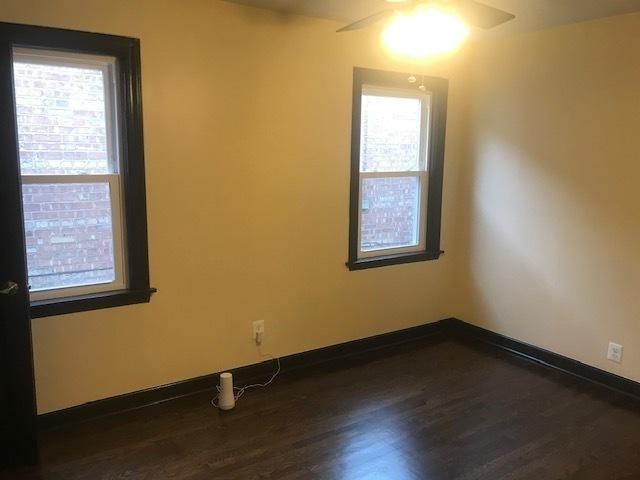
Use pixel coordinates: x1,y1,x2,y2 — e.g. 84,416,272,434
5,336,640,479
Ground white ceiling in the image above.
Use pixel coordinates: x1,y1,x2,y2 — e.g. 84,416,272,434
222,0,640,35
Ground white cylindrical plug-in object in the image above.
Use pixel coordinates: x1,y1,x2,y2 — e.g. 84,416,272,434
218,372,235,410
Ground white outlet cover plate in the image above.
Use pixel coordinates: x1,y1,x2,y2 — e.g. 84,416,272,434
607,342,623,363
252,320,265,344
253,320,265,334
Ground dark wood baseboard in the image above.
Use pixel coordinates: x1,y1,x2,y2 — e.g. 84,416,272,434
38,319,449,430
444,318,640,402
39,317,640,430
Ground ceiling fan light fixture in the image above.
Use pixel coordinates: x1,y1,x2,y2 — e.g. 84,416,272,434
381,4,470,58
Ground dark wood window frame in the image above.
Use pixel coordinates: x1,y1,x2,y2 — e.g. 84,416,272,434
347,67,448,271
0,22,154,317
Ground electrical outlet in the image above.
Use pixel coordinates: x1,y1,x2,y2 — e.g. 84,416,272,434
252,320,265,346
607,342,623,363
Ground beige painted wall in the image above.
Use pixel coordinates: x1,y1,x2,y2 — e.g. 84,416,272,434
0,0,467,413
455,13,640,382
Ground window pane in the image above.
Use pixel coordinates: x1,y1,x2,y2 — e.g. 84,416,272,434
360,176,420,252
22,182,116,291
13,59,113,175
360,94,424,173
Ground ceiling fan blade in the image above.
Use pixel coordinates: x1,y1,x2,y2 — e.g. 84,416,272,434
455,0,515,29
337,9,395,33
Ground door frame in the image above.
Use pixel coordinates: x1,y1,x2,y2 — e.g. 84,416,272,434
0,26,38,467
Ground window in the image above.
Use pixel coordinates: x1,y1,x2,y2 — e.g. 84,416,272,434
15,49,125,300
1,23,153,316
347,68,448,270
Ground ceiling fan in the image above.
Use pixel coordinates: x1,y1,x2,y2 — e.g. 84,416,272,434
337,0,515,33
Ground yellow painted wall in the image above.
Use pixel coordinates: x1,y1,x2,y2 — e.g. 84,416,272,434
0,0,467,413
11,0,638,416
455,13,640,382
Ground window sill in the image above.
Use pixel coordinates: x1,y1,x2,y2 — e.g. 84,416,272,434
347,250,443,271
30,288,157,318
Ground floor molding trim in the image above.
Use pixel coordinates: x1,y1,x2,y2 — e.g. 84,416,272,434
39,318,640,430
445,318,640,402
38,319,449,430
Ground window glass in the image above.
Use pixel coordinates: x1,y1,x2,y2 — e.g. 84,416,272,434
361,176,420,252
22,182,116,291
360,93,424,173
13,60,114,175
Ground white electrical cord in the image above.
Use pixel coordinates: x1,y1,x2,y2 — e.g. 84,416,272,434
211,351,281,409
